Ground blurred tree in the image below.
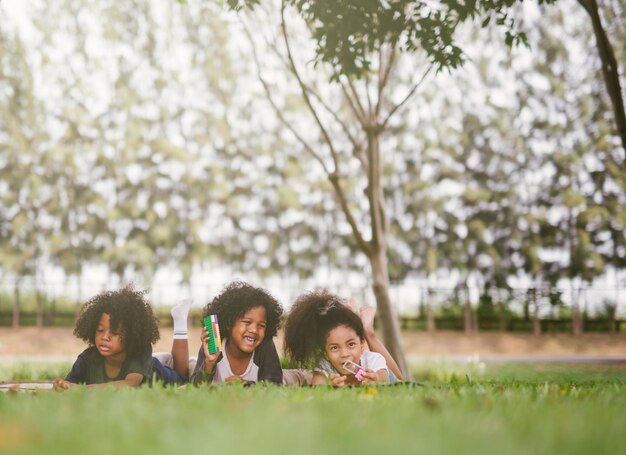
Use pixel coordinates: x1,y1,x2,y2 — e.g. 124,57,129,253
576,0,626,165
225,0,542,76
0,24,54,327
0,0,246,300
383,1,624,336
2,0,623,336
211,0,548,375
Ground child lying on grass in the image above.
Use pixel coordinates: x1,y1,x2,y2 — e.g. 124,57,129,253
53,285,189,390
283,290,393,386
189,281,284,385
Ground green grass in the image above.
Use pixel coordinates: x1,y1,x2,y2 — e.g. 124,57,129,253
0,362,71,383
1,362,625,455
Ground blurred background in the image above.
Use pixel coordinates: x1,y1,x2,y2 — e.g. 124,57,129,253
0,0,624,343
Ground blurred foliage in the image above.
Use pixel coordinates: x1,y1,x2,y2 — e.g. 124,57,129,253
0,0,624,336
0,291,75,313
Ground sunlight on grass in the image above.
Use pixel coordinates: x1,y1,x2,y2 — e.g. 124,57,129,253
1,362,625,454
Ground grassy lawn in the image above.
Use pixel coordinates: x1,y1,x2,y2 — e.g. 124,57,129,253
1,362,625,455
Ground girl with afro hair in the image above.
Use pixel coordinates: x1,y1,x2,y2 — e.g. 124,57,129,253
283,290,394,386
190,281,284,385
54,285,188,390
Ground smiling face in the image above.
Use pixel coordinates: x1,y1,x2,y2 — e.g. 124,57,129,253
94,313,126,359
324,324,366,374
227,306,267,357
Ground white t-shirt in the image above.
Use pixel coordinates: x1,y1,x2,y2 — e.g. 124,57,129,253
213,339,260,383
314,351,388,378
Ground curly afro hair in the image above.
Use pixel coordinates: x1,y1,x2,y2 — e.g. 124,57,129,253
73,285,160,358
203,281,283,340
283,289,364,368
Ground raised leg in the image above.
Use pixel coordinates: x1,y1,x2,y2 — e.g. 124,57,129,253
170,298,192,379
350,298,404,381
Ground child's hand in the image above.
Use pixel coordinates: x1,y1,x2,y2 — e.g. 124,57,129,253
344,374,362,386
329,374,349,387
53,378,72,391
359,368,379,384
224,375,244,385
200,327,220,369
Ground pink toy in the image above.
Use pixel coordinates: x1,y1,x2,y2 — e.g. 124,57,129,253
342,360,366,381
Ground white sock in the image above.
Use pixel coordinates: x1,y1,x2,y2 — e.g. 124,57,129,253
171,298,192,339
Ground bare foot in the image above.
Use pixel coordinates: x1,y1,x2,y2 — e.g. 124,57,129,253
346,298,358,313
360,305,376,335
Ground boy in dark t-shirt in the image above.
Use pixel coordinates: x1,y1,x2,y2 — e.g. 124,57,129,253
54,286,186,390
65,346,153,384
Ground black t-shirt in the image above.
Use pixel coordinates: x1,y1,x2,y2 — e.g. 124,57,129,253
65,346,154,384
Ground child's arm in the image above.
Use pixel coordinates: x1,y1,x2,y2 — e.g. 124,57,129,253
311,371,330,385
362,334,403,381
82,373,145,389
190,327,221,384
53,378,73,391
359,368,390,385
54,348,150,390
311,372,357,387
54,352,86,391
359,305,403,381
54,373,145,390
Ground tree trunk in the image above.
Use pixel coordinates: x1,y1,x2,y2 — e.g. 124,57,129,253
523,295,530,321
577,0,626,165
531,288,541,336
266,20,412,380
613,267,620,334
369,247,411,380
426,298,436,333
572,305,583,336
498,301,506,333
35,288,44,328
609,312,616,334
34,273,44,327
74,276,82,319
363,122,412,379
571,284,583,336
424,274,437,332
12,283,20,328
463,286,473,334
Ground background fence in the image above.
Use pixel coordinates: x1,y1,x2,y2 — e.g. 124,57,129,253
1,279,624,334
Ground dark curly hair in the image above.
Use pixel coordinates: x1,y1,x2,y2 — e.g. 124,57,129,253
283,290,364,368
73,285,160,358
202,281,283,339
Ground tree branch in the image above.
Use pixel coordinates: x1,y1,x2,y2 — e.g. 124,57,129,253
376,46,396,119
577,0,626,166
263,39,362,151
381,63,434,130
364,68,374,115
266,2,372,255
279,1,340,164
346,76,369,124
240,19,329,174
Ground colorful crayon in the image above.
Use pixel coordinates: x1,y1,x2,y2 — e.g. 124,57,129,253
203,314,222,354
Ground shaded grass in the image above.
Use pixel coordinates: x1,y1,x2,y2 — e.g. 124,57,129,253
412,360,626,385
1,362,625,454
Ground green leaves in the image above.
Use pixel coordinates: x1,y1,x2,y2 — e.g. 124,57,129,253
223,1,536,77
